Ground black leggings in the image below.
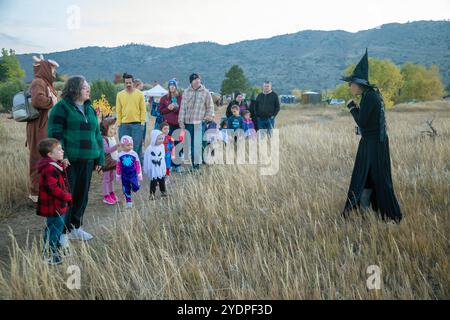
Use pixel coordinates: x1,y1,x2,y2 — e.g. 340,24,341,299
150,178,166,194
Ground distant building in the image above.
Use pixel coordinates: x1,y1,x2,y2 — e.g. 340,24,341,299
301,91,322,105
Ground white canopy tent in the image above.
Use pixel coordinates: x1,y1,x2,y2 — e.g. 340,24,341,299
144,84,168,98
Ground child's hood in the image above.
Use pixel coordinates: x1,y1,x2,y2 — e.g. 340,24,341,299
150,129,163,146
37,156,63,174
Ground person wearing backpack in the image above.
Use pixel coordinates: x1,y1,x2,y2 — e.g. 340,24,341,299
27,55,59,203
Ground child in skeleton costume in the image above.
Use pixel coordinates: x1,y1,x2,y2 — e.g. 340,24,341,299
116,135,143,208
144,129,167,199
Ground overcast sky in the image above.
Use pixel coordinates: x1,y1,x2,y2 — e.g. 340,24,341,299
1,0,449,54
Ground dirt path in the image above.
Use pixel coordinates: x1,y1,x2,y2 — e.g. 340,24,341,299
0,107,229,265
0,169,191,264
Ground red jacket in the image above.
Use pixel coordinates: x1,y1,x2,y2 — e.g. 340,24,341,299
36,157,72,217
159,94,182,126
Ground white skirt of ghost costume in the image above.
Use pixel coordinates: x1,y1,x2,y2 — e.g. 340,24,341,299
144,129,167,181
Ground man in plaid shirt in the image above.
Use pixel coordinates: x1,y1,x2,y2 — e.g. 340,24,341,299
178,73,215,170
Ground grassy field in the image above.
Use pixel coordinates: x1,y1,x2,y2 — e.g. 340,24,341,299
0,101,448,299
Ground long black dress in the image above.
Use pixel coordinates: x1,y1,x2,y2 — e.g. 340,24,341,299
343,87,402,222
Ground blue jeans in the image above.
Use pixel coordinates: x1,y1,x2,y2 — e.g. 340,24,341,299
257,117,275,136
185,123,206,169
142,122,147,146
119,123,144,161
44,215,65,253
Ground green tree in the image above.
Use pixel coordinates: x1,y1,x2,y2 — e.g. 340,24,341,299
0,48,25,82
331,83,353,103
246,86,262,100
332,58,403,107
53,81,65,92
398,62,445,102
115,83,125,93
90,80,118,106
220,65,249,96
0,80,26,112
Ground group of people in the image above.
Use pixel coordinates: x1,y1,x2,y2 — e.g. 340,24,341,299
24,49,402,265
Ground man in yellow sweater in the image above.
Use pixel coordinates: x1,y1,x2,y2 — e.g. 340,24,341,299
116,73,147,160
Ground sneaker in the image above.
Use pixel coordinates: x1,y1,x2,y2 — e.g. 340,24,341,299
43,251,63,266
161,192,168,198
126,201,133,209
103,194,116,205
175,166,184,173
59,234,70,248
110,192,119,202
187,167,201,174
68,227,93,241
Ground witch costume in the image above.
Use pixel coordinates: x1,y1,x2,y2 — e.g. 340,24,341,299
341,49,402,223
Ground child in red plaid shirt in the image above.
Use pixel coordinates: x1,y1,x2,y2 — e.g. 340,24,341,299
36,138,72,265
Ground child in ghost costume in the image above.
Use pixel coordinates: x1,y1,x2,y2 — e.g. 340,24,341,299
144,129,167,198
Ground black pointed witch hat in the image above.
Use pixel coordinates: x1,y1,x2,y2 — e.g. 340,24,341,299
341,49,370,86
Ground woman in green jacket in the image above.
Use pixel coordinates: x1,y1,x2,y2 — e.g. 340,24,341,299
48,75,105,247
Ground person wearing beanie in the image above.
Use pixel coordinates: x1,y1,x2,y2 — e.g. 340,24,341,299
341,49,402,223
27,54,60,203
159,78,184,173
178,73,215,171
189,73,200,84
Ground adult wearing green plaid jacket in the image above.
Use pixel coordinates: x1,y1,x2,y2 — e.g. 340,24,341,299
48,76,104,246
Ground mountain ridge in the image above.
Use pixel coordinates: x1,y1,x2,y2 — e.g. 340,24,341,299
16,20,450,93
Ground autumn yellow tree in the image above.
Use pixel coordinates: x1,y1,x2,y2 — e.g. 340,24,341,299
397,62,445,102
332,58,403,107
291,88,302,98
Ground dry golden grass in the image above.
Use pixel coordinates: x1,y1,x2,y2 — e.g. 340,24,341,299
0,101,448,299
0,119,29,214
